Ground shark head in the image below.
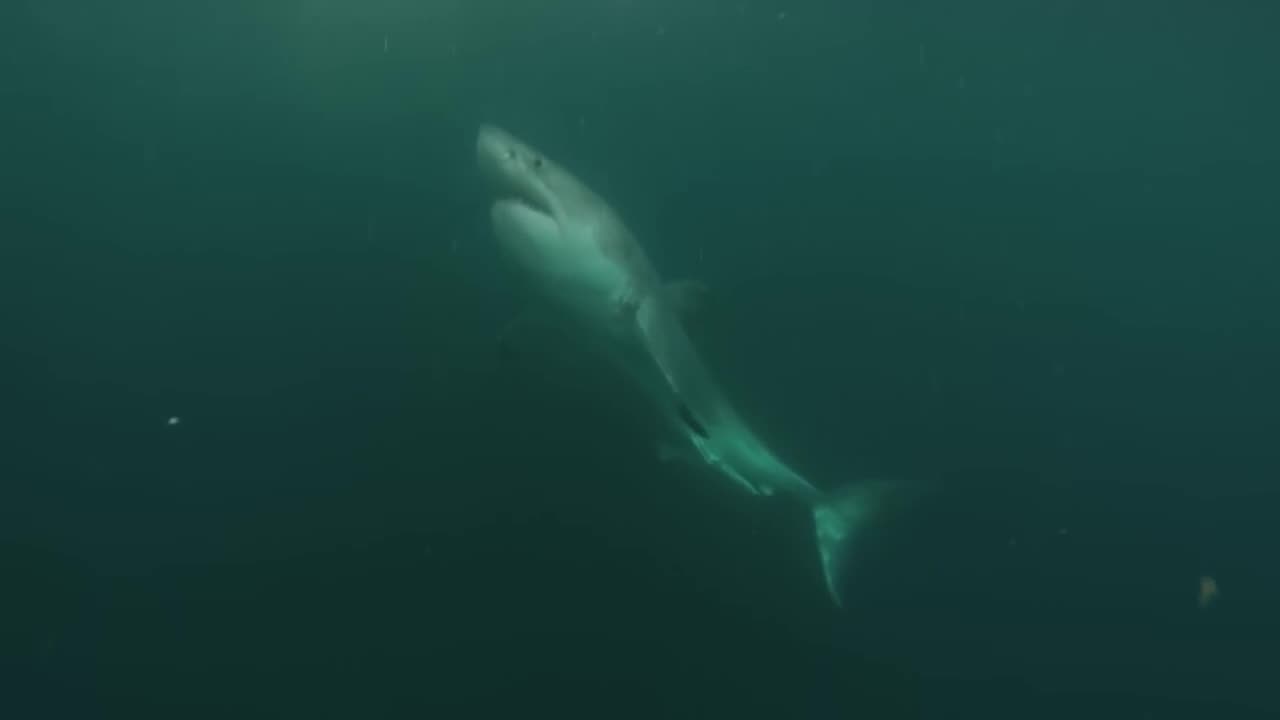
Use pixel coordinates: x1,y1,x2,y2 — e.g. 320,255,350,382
477,124,652,322
476,124,569,257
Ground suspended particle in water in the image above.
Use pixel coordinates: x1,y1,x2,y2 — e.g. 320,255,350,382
167,416,181,427
1198,575,1219,609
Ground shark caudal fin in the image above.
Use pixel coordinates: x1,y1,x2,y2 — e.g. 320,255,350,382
812,480,902,608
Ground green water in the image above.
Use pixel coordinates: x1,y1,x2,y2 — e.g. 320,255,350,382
3,1,1278,717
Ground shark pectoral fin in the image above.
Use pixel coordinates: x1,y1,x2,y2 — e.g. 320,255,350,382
665,279,711,319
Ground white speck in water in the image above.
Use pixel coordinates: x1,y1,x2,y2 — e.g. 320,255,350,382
777,11,788,21
1058,528,1069,536
383,35,389,53
451,236,459,254
167,416,181,426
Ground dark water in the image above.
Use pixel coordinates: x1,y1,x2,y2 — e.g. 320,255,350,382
3,2,1278,718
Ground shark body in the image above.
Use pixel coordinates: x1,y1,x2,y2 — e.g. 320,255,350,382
476,124,888,605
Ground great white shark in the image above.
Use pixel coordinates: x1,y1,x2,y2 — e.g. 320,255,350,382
476,124,895,606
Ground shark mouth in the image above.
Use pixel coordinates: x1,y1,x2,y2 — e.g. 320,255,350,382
481,154,558,223
499,187,553,218
476,128,557,220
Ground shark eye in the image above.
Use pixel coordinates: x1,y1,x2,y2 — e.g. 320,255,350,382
504,149,516,160
532,156,544,169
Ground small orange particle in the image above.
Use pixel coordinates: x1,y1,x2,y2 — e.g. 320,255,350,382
1198,575,1219,609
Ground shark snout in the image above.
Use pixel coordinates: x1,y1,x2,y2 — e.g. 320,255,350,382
476,124,515,182
476,124,541,177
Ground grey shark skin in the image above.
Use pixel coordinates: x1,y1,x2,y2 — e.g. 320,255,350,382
477,124,889,606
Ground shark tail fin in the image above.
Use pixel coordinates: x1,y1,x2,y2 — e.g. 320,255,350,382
812,479,900,608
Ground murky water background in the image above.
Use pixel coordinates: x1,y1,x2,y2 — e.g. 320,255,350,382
3,2,1278,717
